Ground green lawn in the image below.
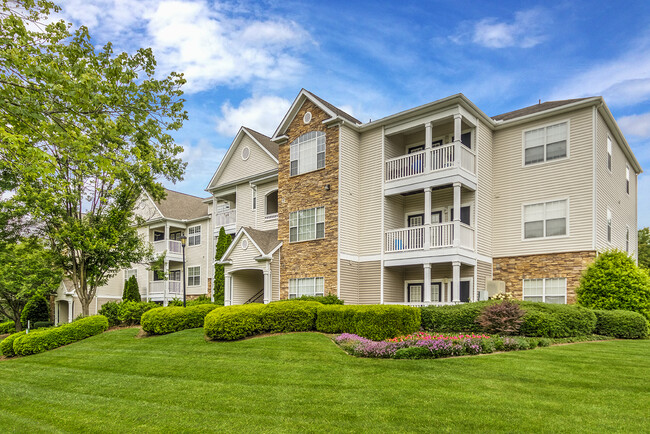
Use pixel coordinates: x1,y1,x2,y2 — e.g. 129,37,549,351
0,329,648,433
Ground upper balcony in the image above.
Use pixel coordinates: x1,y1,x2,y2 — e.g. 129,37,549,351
153,239,183,262
215,209,237,234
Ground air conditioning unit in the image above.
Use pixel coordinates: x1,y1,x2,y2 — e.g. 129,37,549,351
477,290,489,301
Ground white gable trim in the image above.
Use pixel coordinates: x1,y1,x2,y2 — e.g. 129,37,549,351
142,189,164,220
206,127,278,192
272,89,340,140
220,227,264,262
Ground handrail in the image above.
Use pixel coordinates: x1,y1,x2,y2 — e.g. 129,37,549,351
244,289,264,304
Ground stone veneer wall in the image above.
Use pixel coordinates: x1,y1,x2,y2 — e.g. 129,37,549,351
277,100,339,299
492,251,596,304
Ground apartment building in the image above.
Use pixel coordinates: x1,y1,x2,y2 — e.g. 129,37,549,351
213,89,640,307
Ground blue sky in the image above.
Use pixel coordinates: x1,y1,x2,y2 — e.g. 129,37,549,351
58,0,650,227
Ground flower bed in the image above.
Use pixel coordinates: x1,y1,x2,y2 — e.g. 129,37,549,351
335,332,548,359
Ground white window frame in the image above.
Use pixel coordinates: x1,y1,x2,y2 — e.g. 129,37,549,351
125,268,137,281
522,198,569,241
289,277,324,298
290,131,326,176
187,265,201,287
607,136,612,172
607,209,612,243
188,225,201,247
252,186,257,210
625,165,630,195
523,278,567,304
289,206,325,242
522,120,570,167
403,278,473,303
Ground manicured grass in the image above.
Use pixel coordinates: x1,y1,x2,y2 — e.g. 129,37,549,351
0,329,648,432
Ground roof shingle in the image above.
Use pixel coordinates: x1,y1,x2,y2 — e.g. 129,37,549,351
492,98,594,121
242,227,280,254
155,189,209,220
243,127,278,159
304,90,362,125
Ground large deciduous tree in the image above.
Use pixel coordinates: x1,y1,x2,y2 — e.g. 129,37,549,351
0,1,188,315
639,228,650,270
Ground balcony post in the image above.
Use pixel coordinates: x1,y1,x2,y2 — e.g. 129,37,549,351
224,273,232,306
423,263,432,303
452,261,461,303
454,113,462,167
425,122,432,172
163,259,169,306
453,182,461,248
263,270,271,304
424,187,432,249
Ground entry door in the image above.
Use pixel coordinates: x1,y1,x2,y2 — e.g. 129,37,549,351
451,206,471,225
431,282,443,303
451,281,471,302
408,214,424,227
407,283,424,303
169,270,181,281
431,211,442,224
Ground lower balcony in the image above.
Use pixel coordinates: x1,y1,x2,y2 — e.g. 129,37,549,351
143,280,182,304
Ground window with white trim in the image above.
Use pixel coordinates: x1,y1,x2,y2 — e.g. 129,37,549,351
289,207,325,242
607,209,612,243
187,266,200,286
290,131,325,176
289,277,324,298
252,186,257,210
626,226,630,253
523,278,566,304
188,225,201,246
524,122,567,165
524,200,567,239
626,165,630,194
607,137,612,171
125,269,137,281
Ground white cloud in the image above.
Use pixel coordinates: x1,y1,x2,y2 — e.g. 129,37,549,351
215,95,291,137
453,8,548,49
618,112,650,138
175,138,225,192
638,174,650,228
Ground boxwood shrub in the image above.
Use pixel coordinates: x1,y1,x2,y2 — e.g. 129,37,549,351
0,320,15,334
98,301,120,327
420,301,492,333
315,305,357,334
260,301,321,333
12,315,109,356
117,301,159,326
276,295,344,305
1,331,25,357
518,302,597,338
315,305,421,340
204,304,265,340
593,309,649,339
141,304,220,335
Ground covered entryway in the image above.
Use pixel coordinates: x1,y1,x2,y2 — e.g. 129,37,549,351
229,269,265,304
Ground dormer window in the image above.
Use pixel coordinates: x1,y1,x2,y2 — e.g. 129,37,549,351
290,131,326,176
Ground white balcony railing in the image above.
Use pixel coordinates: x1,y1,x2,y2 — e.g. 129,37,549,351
148,280,182,295
149,280,165,294
153,239,182,256
264,213,278,221
168,280,182,294
216,209,237,227
459,223,474,250
385,223,475,253
385,142,477,182
430,222,454,248
385,226,425,252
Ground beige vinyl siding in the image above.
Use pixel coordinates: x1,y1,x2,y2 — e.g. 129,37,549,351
359,262,381,304
135,195,162,221
476,260,492,293
231,271,262,305
476,120,493,257
235,183,255,229
384,195,404,231
255,180,279,231
492,107,594,256
358,127,383,255
339,260,359,304
184,218,210,295
339,125,361,256
383,267,404,303
595,112,638,255
401,188,475,226
271,250,280,301
216,135,277,186
227,233,263,265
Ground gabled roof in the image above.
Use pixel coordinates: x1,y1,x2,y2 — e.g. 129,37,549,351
219,227,281,263
492,98,593,121
272,89,362,139
206,127,278,192
153,189,209,220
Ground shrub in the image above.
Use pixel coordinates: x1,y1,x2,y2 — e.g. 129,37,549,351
316,305,357,334
168,298,183,307
20,294,50,328
141,304,220,335
260,301,320,333
277,295,344,305
98,301,121,327
187,295,218,306
576,250,650,320
32,321,53,329
122,275,141,302
476,301,525,335
12,315,109,356
1,331,25,357
393,347,432,359
117,301,159,326
593,309,649,339
353,305,421,341
420,301,493,333
0,320,15,334
519,302,597,337
204,304,265,340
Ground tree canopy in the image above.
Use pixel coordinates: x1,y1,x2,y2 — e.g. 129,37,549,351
639,228,650,270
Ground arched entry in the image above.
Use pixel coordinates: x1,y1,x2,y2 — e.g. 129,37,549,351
55,299,71,324
230,269,265,304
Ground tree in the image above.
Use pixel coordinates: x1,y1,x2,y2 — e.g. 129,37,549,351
639,228,650,270
20,293,50,327
213,227,232,304
0,238,61,331
576,250,650,320
1,1,187,315
122,275,141,302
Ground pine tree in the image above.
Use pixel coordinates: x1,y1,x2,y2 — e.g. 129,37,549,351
122,276,141,302
213,227,232,304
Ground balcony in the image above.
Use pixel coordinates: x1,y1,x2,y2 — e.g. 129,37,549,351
384,142,476,195
145,280,182,304
215,209,237,233
153,239,183,262
384,223,475,265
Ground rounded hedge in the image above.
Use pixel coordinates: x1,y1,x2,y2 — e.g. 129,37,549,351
260,301,321,333
316,304,421,340
0,320,15,334
12,315,108,356
315,305,357,334
117,301,159,326
420,301,492,333
1,331,25,357
518,302,597,338
141,304,220,335
204,304,265,340
593,309,649,339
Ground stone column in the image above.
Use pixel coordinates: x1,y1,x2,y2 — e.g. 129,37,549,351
452,261,461,303
423,263,432,303
263,270,272,304
454,113,462,167
453,182,461,247
224,273,232,306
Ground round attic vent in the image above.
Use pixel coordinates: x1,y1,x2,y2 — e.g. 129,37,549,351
303,111,312,124
241,146,250,161
241,239,248,250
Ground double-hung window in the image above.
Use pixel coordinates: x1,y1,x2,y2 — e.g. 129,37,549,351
607,137,612,171
524,122,568,165
289,207,325,242
187,266,200,286
252,186,257,210
290,131,326,176
523,278,566,304
188,225,201,246
625,165,630,194
523,199,567,239
289,277,324,298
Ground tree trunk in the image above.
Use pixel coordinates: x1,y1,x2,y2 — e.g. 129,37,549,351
12,312,22,332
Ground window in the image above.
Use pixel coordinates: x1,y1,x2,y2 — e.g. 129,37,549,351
187,266,200,286
289,207,325,242
125,269,137,281
188,225,201,246
626,226,630,253
252,186,257,210
607,209,612,243
266,190,278,216
153,269,165,281
289,277,324,298
524,199,567,239
290,131,326,176
626,165,630,194
607,136,612,171
524,122,567,165
523,278,566,304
